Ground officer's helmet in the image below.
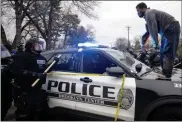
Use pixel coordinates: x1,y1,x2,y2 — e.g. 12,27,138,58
25,38,46,53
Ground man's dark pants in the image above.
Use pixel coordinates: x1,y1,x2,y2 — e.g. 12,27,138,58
160,21,180,77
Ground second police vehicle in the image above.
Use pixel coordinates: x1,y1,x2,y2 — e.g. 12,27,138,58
41,43,182,121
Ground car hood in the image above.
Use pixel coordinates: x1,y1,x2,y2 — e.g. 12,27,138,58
140,68,182,82
130,58,151,75
130,58,182,82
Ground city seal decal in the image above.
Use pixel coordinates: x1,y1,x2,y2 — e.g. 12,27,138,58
117,88,134,110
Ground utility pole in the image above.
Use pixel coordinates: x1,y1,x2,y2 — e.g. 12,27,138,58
126,26,131,48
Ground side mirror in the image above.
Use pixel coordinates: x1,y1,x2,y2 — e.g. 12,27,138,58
135,63,142,73
106,67,125,77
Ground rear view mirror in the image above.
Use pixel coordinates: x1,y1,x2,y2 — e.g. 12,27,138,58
135,63,142,73
106,67,124,77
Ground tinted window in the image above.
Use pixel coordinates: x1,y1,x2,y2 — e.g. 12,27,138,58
106,50,135,66
52,52,81,72
82,52,117,74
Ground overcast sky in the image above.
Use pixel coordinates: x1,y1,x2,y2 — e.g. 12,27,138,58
2,1,181,47
79,1,181,46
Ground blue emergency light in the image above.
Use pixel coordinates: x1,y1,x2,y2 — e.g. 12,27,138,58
78,42,99,47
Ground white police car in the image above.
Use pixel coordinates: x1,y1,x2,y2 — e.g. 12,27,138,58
41,44,182,121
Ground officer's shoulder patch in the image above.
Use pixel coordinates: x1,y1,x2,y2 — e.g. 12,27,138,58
37,60,46,65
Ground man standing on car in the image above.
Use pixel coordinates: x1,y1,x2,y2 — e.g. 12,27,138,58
11,38,48,120
136,2,180,78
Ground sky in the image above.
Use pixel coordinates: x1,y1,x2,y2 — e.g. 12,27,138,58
2,1,181,47
79,1,182,46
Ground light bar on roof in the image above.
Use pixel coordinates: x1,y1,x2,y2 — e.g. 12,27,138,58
78,42,99,47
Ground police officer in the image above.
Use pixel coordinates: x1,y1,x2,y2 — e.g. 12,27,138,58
136,2,180,78
1,44,13,120
11,38,48,120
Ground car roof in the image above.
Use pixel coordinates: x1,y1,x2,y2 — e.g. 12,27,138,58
41,47,114,55
41,48,78,55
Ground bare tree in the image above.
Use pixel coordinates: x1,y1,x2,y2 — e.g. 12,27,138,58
66,25,96,47
2,0,99,50
69,1,100,19
133,36,142,51
2,0,35,49
115,37,128,51
1,25,12,51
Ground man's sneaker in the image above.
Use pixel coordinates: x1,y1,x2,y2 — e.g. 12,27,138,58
157,74,171,80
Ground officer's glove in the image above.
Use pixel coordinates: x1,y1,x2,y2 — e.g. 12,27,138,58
54,56,60,63
37,73,47,84
37,73,47,79
32,72,46,79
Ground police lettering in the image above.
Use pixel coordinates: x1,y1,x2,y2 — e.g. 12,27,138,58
71,83,81,94
47,80,116,99
89,85,101,97
58,82,69,93
47,80,58,90
103,86,115,99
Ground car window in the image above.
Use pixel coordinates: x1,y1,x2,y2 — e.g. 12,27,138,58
106,50,135,66
82,52,117,74
51,52,81,72
47,54,57,64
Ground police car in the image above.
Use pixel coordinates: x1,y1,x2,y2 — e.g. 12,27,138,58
41,43,182,121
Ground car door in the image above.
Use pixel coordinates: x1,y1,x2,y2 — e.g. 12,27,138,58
42,52,80,110
74,51,137,121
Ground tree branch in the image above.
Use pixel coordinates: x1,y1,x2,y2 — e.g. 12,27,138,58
21,0,35,22
21,20,31,32
16,0,47,40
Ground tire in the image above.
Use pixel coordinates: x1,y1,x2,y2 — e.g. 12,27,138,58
148,106,182,121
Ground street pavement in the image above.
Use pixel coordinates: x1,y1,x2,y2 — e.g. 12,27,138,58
4,102,16,121
4,102,87,121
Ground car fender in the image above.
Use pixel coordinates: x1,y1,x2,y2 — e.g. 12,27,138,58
139,96,182,120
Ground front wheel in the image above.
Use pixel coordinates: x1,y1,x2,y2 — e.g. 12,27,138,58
148,106,182,121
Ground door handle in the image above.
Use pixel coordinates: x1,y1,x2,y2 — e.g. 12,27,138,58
80,77,92,83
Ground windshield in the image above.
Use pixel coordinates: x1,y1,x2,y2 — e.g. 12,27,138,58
106,49,151,75
106,50,135,66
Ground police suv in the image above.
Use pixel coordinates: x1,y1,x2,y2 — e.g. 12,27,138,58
41,44,182,121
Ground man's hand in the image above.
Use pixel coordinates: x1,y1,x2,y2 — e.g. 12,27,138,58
154,46,160,53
